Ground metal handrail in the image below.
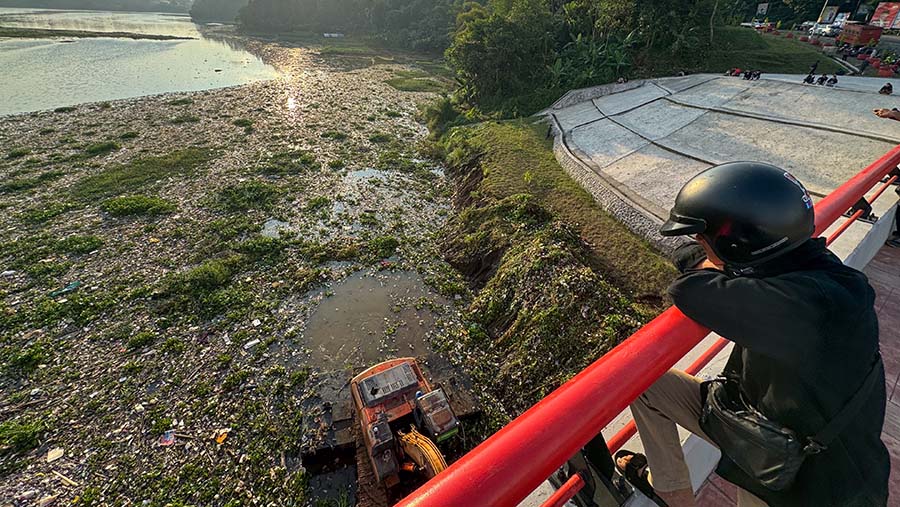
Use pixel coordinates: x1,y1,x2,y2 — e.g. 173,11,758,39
605,170,900,456
397,145,900,507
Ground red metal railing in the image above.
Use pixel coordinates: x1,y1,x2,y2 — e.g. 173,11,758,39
397,145,900,507
604,165,900,458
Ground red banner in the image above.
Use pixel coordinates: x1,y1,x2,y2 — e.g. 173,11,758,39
872,2,900,27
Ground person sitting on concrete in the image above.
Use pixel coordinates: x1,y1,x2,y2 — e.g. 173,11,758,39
826,74,838,87
874,107,900,121
816,74,828,85
802,73,815,84
751,70,761,80
880,82,893,95
630,162,888,507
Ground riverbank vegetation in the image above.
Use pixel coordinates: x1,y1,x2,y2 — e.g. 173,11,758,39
0,27,195,41
433,120,673,419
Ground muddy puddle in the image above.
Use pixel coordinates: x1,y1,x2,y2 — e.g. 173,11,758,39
303,269,447,369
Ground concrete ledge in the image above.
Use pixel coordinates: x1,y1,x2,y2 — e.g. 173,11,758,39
546,80,647,112
548,114,683,255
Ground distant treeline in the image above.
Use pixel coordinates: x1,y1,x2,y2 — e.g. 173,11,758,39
238,0,464,52
190,0,248,22
0,0,191,13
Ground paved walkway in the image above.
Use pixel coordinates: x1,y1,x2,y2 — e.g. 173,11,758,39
695,243,900,506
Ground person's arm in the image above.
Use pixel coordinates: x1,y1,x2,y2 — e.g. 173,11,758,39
874,108,900,121
669,270,828,366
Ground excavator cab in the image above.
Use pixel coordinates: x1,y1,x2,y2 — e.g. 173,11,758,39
351,358,462,500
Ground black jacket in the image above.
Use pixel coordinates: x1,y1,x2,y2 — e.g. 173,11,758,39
669,239,889,506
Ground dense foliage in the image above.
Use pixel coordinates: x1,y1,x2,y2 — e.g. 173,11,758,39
447,0,721,114
190,0,249,22
239,0,464,52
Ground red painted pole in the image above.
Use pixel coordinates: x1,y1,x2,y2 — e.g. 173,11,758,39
539,474,585,507
398,146,900,507
814,145,900,236
825,175,899,246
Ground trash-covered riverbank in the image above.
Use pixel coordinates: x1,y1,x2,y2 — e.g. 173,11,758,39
0,36,468,506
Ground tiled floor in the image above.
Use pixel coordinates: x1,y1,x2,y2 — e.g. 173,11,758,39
695,244,900,506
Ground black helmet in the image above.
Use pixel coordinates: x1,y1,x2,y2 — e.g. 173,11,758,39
660,162,815,269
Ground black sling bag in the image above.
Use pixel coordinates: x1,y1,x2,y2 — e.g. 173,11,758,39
699,353,883,492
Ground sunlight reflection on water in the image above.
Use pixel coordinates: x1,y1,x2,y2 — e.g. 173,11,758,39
0,8,278,115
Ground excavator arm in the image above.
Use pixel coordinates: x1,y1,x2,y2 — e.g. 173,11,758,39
398,427,448,478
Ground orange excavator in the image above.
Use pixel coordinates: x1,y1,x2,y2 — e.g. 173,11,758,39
351,358,460,497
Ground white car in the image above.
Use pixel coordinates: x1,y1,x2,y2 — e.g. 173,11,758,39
809,23,841,37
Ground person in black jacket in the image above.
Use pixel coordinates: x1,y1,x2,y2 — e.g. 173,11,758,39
629,162,888,507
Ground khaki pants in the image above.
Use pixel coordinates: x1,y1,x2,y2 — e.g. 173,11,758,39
630,369,768,507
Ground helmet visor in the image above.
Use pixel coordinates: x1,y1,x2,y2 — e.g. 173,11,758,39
659,214,706,237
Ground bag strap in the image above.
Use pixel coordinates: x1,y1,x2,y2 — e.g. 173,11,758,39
805,355,883,454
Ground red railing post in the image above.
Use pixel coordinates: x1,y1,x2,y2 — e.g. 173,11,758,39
539,474,586,507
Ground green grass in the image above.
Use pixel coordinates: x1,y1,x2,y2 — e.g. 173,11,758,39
366,235,400,259
321,130,348,141
83,141,120,157
127,331,157,350
258,150,318,175
119,131,140,140
168,97,194,106
442,120,674,299
637,27,842,77
305,196,331,212
72,148,214,201
56,235,103,254
165,260,232,296
218,181,280,211
0,419,44,454
169,115,200,124
327,159,346,169
233,118,254,133
20,202,77,225
384,77,448,93
6,342,48,373
0,170,65,194
368,132,393,143
101,195,176,217
6,147,31,159
160,337,186,354
53,106,77,113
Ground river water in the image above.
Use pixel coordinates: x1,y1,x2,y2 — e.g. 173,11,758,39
0,8,278,116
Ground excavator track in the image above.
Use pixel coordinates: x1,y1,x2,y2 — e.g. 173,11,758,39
354,425,390,507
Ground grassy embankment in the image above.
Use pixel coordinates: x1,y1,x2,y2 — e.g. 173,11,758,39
431,120,674,421
636,26,843,77
0,27,195,40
